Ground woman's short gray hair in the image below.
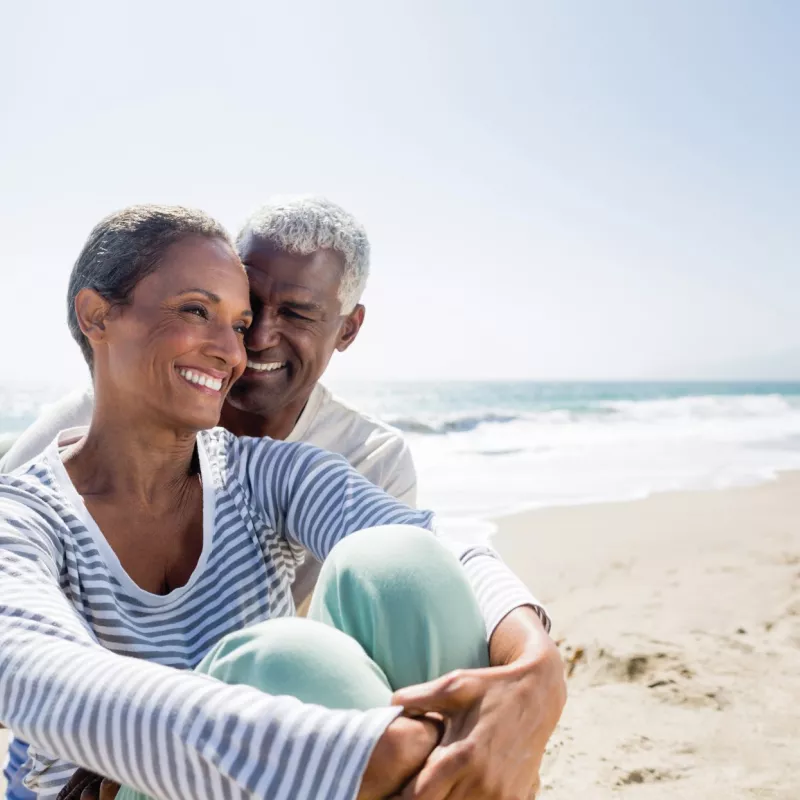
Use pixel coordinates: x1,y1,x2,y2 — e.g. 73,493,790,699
67,204,231,368
236,196,370,313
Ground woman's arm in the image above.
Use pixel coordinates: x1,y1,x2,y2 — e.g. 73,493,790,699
0,490,399,800
391,609,566,799
243,439,549,638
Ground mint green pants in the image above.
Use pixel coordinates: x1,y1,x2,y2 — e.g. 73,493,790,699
117,526,490,800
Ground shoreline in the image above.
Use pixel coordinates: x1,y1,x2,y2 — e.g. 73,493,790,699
492,472,800,798
491,466,800,525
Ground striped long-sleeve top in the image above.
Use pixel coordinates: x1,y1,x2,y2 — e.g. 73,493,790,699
0,428,542,800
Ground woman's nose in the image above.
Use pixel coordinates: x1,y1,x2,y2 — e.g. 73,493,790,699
207,321,246,368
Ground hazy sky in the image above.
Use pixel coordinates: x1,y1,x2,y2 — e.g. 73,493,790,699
2,0,798,384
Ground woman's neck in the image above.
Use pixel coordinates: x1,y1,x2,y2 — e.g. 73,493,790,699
63,399,200,508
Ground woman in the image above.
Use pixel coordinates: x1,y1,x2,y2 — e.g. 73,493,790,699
0,206,564,800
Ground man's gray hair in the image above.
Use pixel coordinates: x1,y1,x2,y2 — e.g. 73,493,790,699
67,204,231,368
236,196,370,313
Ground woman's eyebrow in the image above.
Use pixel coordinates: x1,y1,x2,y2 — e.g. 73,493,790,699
176,288,221,303
176,288,251,317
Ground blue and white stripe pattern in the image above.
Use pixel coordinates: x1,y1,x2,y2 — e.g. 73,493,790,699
0,428,543,800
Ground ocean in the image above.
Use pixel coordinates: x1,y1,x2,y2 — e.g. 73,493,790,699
3,380,800,534
329,380,800,533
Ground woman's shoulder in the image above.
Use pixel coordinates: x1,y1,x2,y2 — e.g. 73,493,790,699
200,427,327,462
198,427,344,493
0,456,72,557
1,448,60,499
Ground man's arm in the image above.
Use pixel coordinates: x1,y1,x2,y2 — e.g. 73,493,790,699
0,387,94,471
382,441,417,507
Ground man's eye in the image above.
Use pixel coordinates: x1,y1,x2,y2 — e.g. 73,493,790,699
281,308,310,321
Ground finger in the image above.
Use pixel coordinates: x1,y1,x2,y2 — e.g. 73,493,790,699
99,780,121,800
79,788,99,800
392,670,483,715
400,744,469,800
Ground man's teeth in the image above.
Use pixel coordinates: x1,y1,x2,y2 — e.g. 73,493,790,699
247,360,284,372
178,368,223,392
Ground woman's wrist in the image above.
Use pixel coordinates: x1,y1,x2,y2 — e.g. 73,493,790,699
489,605,555,669
358,716,441,799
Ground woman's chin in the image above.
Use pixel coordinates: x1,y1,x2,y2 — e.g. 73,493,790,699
167,400,223,432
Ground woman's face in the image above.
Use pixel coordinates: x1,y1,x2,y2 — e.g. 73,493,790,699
99,235,252,432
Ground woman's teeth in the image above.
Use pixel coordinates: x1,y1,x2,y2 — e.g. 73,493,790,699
247,360,284,372
178,368,223,392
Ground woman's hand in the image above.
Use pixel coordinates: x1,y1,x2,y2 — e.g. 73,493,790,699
358,715,442,799
56,771,120,800
391,609,566,799
85,779,120,800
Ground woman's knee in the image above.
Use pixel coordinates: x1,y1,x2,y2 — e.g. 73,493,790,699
316,526,480,617
198,618,392,710
310,526,490,686
320,525,464,593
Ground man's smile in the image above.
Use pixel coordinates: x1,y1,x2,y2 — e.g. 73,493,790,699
245,359,286,373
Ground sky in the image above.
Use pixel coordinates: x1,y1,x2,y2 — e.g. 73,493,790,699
1,0,798,385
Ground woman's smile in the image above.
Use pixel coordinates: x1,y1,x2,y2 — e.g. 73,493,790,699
176,366,227,394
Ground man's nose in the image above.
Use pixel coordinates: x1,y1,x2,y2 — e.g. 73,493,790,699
245,310,280,352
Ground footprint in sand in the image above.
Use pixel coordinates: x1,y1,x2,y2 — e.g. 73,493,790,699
615,767,683,787
565,645,728,710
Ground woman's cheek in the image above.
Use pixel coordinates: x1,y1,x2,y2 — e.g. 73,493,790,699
231,344,247,382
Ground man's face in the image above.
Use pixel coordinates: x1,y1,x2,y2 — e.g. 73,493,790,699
225,233,364,416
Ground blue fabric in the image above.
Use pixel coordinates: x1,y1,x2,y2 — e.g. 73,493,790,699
4,736,34,800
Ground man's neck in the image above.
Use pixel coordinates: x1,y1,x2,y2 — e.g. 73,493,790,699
220,389,315,441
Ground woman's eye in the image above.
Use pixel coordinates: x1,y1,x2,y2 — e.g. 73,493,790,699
181,304,209,320
234,322,249,336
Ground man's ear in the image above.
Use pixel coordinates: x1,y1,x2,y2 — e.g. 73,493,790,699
74,288,113,349
336,304,365,353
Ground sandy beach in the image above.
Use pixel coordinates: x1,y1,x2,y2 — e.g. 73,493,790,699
494,472,800,799
3,474,798,798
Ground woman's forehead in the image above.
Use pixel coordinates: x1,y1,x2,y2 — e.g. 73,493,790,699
142,236,249,297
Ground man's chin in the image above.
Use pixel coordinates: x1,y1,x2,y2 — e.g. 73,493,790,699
225,380,291,415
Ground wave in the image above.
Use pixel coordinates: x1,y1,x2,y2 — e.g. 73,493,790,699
387,412,523,435
387,394,800,436
411,393,800,517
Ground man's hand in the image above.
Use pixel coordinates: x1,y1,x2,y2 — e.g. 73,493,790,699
391,608,566,799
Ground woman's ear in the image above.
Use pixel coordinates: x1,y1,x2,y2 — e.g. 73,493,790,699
74,288,113,348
